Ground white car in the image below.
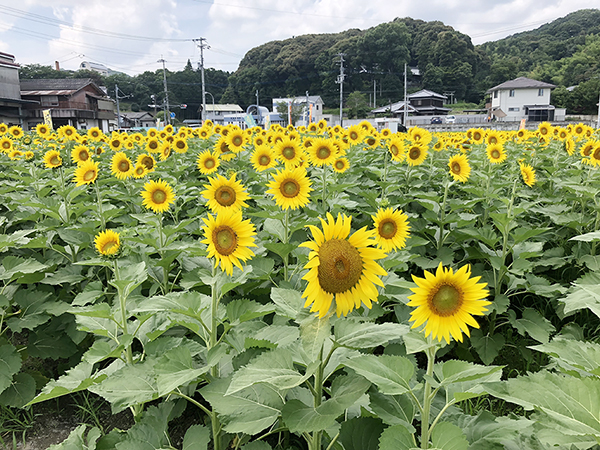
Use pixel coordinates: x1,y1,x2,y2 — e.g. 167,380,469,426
445,115,456,124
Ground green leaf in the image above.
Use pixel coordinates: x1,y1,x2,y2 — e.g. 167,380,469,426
72,281,105,307
226,299,275,325
430,421,468,450
437,360,503,386
570,230,600,242
200,377,284,435
182,424,210,450
241,442,272,450
155,346,209,396
109,261,147,299
508,308,555,343
29,361,107,405
270,287,305,320
6,289,57,332
83,340,124,365
344,355,413,395
299,314,331,362
282,375,371,433
402,329,439,355
338,417,384,450
334,321,409,349
455,411,533,450
530,337,600,376
486,370,600,437
0,344,22,395
47,424,101,450
559,272,600,319
0,229,35,252
470,329,505,365
0,256,49,282
226,348,312,395
89,360,159,413
263,218,286,242
0,372,36,407
264,242,296,260
368,391,415,432
134,291,210,317
115,402,174,450
378,424,415,450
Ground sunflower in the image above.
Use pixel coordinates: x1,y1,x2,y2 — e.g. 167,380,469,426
202,173,250,214
35,123,51,138
132,164,148,179
71,145,92,164
0,137,13,153
58,125,78,141
111,152,133,180
388,136,406,162
345,125,365,145
141,179,176,213
73,159,99,186
485,130,502,146
250,145,277,172
580,140,596,157
408,127,432,146
590,145,600,166
470,128,485,144
136,153,156,173
275,137,304,168
266,167,313,210
197,125,214,140
406,143,428,166
163,124,174,135
108,136,123,152
201,209,256,276
564,138,575,156
486,143,506,164
24,151,34,160
8,126,23,139
0,123,8,135
196,150,220,175
44,149,62,168
172,137,188,154
307,137,337,166
8,149,22,160
537,122,553,137
407,262,490,344
225,127,247,153
519,162,536,187
215,136,236,161
159,142,172,161
371,208,410,252
87,127,103,141
448,154,471,183
94,229,121,256
145,138,160,154
300,212,388,318
332,157,350,173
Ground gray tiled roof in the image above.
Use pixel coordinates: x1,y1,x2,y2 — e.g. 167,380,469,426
20,78,99,92
487,77,555,92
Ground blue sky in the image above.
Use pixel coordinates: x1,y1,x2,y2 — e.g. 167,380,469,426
1,0,598,76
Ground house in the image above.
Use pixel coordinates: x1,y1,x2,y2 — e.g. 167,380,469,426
119,111,155,129
407,90,452,116
370,100,417,123
200,104,244,124
486,77,562,122
0,52,37,126
271,95,325,124
20,78,115,132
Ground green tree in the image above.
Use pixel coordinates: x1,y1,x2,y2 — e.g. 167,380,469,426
346,91,370,119
275,100,303,126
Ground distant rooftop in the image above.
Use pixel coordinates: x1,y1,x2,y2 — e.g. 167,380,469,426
487,77,556,93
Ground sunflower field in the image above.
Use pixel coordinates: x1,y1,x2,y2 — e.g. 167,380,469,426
1,118,600,449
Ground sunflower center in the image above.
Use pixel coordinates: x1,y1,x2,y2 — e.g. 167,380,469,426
409,147,421,160
429,284,461,317
474,132,481,141
152,189,167,204
281,179,300,198
349,131,358,141
79,151,89,161
390,144,399,156
149,141,158,150
259,155,271,166
141,157,154,170
232,136,243,147
335,160,345,170
491,149,500,159
176,140,186,149
489,137,498,144
451,162,461,174
102,241,117,253
118,160,130,172
83,170,96,181
215,186,236,206
2,142,10,150
317,239,363,294
317,146,330,160
282,146,295,160
50,155,60,165
378,219,397,239
204,158,215,169
213,226,238,255
111,140,120,148
366,138,376,146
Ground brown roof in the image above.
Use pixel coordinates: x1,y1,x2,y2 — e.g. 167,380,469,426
20,78,105,96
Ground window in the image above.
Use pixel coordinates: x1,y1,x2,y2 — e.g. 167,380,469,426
509,89,515,97
538,88,544,96
41,95,59,106
493,91,498,98
508,107,520,112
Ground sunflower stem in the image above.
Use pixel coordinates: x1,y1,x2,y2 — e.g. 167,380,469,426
283,208,290,282
157,215,169,294
321,165,328,208
420,344,438,449
382,150,389,201
437,179,451,251
94,179,106,230
58,165,71,224
209,263,222,450
310,345,325,450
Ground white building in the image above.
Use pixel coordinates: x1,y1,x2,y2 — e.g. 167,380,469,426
202,104,244,124
272,95,325,124
486,77,564,122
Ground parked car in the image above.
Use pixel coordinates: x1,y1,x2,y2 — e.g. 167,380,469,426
445,115,456,124
430,117,442,124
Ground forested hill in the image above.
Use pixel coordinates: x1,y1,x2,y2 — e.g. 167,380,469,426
221,9,600,113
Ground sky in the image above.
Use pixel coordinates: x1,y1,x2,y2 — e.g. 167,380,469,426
1,0,599,77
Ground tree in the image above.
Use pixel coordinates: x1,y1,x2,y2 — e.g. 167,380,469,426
346,91,370,119
275,101,303,126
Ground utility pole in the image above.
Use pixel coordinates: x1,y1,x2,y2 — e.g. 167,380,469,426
193,38,209,122
158,56,170,125
373,79,377,109
255,90,261,124
305,90,310,125
336,53,346,127
115,84,130,130
403,63,408,127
